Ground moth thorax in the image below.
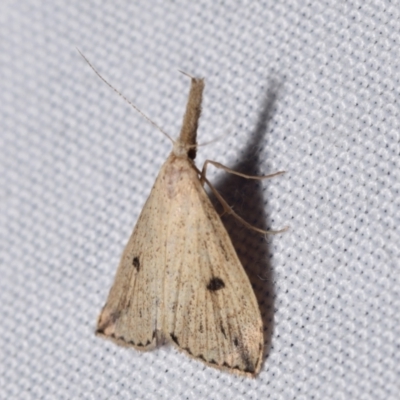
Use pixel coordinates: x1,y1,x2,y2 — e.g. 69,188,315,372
172,140,195,158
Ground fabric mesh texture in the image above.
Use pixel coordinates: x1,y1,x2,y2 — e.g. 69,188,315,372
1,1,399,399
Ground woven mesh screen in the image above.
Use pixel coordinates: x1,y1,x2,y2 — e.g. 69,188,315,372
1,1,399,399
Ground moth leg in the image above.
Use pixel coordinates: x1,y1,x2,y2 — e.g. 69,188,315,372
200,159,285,186
195,165,288,235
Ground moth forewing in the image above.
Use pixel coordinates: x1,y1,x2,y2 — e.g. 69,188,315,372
96,170,168,350
96,77,264,377
159,156,263,376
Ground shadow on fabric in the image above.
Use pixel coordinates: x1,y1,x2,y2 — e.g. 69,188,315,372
210,78,283,368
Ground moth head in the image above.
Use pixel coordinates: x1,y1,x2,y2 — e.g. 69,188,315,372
172,139,196,159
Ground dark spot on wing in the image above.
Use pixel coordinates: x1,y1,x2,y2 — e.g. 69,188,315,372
219,239,230,261
207,277,225,291
170,333,179,345
244,365,255,374
97,310,121,333
220,323,226,338
133,256,140,271
241,352,254,373
233,337,239,347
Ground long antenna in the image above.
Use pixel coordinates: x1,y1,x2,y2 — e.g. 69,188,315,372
77,48,174,144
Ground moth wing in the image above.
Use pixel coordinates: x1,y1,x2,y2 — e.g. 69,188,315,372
96,163,169,350
162,162,264,376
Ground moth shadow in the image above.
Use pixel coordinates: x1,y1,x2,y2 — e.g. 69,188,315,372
209,79,282,368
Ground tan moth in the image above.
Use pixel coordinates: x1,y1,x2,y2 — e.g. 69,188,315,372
80,52,285,377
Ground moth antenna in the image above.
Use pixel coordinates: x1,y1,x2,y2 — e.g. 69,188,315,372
196,132,229,148
185,134,227,152
178,70,197,79
77,48,174,144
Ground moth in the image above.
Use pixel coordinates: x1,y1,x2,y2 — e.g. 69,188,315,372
82,57,285,376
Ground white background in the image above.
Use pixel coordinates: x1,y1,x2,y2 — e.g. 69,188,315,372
1,1,399,399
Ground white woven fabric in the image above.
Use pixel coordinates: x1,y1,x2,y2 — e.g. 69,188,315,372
1,1,399,399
